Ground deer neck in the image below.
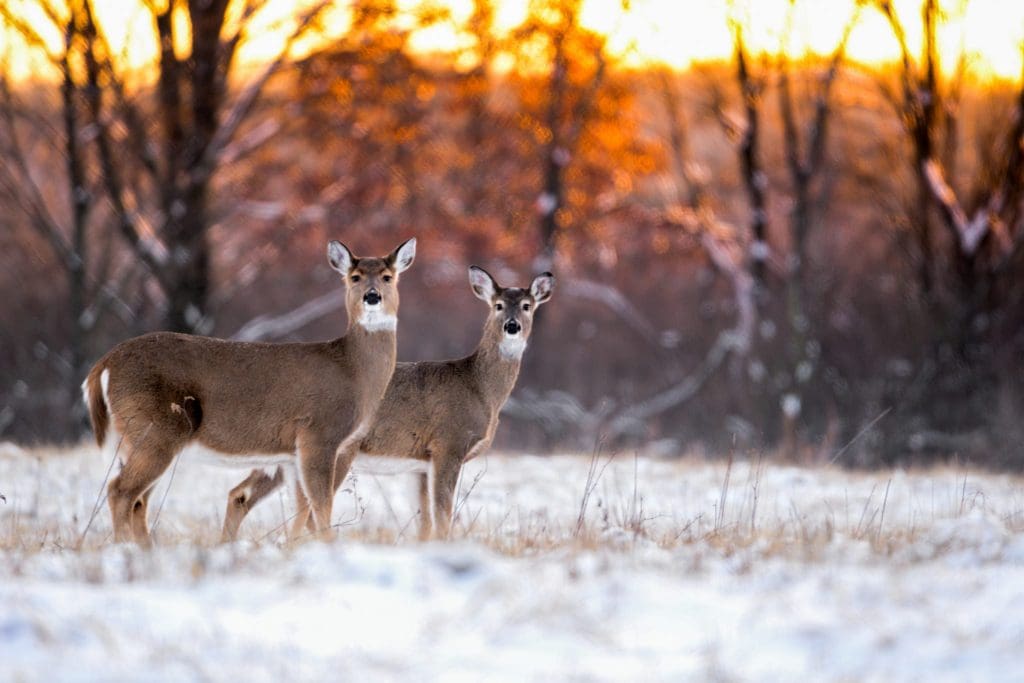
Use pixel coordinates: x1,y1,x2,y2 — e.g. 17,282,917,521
338,316,398,402
470,326,525,412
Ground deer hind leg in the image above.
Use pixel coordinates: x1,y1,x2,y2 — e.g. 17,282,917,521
221,467,285,543
417,472,433,541
107,437,178,547
129,486,158,546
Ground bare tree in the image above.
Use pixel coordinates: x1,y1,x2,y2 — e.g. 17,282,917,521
606,69,755,442
4,0,331,335
722,10,771,285
0,1,144,430
875,0,1024,454
773,0,861,456
884,4,1024,301
513,0,611,271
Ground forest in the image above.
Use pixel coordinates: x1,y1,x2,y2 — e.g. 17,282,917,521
2,0,1023,467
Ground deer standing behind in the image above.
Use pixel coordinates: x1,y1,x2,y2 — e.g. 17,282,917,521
222,266,555,541
82,238,416,546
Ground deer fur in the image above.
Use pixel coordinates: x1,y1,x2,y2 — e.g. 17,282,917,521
83,238,416,546
221,266,555,542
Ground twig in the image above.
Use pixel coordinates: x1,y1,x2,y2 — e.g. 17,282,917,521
370,473,404,539
149,452,181,537
574,435,613,537
629,451,640,536
749,449,764,536
715,449,734,532
394,513,419,544
959,462,970,516
256,508,302,544
875,478,893,544
76,433,124,549
829,406,892,464
854,482,878,539
454,454,489,523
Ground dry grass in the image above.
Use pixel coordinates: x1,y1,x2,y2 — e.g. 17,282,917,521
2,440,1023,573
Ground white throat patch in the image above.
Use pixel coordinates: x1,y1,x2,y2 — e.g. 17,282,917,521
499,333,527,360
359,306,397,333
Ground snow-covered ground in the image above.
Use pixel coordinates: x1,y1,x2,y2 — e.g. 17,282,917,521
2,442,1023,681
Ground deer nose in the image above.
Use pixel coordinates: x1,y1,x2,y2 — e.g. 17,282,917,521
363,289,382,306
504,319,521,335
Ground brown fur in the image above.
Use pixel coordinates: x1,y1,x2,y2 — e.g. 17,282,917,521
221,268,555,542
83,239,415,547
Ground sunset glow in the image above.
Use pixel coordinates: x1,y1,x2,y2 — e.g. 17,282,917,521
2,0,1023,83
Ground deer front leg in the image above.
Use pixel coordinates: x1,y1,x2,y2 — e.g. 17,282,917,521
221,467,285,542
298,441,338,539
291,440,359,540
432,455,463,540
289,482,312,540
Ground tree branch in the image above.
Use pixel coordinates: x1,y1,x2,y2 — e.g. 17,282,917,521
200,0,332,178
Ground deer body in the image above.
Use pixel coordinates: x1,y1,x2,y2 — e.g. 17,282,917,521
221,267,555,542
83,239,416,546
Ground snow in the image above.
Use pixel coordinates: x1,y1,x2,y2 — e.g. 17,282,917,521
1,443,1023,681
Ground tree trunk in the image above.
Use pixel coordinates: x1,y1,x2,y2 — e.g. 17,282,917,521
165,188,211,333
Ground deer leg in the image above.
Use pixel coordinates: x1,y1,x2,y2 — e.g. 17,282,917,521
108,441,176,547
292,440,359,540
221,467,285,542
417,472,433,541
297,437,340,538
289,481,313,539
432,455,463,540
129,487,155,546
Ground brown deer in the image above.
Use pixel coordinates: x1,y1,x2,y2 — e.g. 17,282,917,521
82,238,416,546
221,266,555,542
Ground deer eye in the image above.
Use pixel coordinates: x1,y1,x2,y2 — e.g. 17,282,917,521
351,274,361,283
523,302,531,311
383,274,393,283
495,303,504,311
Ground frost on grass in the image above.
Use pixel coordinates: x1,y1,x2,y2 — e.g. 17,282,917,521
2,442,1024,682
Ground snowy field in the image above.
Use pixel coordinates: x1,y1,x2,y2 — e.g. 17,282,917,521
2,442,1024,682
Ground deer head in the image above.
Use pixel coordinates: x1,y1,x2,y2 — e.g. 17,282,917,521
328,238,417,332
469,266,555,359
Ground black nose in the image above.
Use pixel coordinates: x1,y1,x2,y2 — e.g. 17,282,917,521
363,289,381,305
504,319,521,335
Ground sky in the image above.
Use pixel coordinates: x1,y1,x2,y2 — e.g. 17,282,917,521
2,0,1023,82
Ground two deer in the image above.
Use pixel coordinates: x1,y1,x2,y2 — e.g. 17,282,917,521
83,238,554,546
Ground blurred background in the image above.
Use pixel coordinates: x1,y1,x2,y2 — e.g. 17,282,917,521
1,0,1022,467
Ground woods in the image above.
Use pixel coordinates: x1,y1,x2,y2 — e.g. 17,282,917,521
2,0,1023,467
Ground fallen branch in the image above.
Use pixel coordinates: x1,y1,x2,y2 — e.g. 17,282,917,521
232,288,343,341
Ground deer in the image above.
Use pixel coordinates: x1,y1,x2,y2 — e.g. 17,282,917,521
81,238,416,547
220,266,555,542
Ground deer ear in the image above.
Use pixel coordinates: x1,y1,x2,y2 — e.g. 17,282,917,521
389,237,417,273
468,266,497,302
327,240,354,274
530,272,555,305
